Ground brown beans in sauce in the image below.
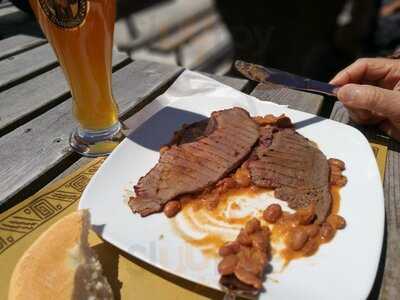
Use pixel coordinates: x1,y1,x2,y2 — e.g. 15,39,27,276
330,174,348,187
288,228,309,251
219,241,241,257
244,218,261,235
263,204,282,223
234,267,262,289
295,205,316,225
163,200,181,218
320,222,335,241
328,158,346,170
327,214,346,230
218,255,238,275
302,239,320,256
237,229,253,246
304,224,319,237
251,231,269,252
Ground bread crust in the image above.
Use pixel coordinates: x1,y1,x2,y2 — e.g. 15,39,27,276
8,210,113,300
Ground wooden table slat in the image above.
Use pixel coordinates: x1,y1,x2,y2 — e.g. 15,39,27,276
0,1,12,9
0,4,17,17
250,82,324,115
0,43,58,91
330,102,400,300
0,34,46,61
0,51,130,135
0,60,183,205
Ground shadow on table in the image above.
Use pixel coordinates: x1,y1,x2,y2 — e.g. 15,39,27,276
92,242,123,300
127,106,207,151
92,239,225,300
0,11,44,40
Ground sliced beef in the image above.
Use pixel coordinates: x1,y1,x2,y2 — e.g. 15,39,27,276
248,126,331,223
129,107,260,216
168,119,209,146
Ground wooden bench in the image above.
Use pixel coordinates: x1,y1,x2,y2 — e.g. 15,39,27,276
115,0,233,73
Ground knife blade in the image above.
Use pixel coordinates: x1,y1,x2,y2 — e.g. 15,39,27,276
235,60,338,97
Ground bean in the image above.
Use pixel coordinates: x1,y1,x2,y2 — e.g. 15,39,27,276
320,223,335,241
217,177,237,192
234,267,262,289
263,204,282,223
233,167,251,187
328,158,345,171
219,241,241,257
251,231,268,252
261,225,271,236
327,215,346,230
218,255,238,275
275,115,293,128
237,229,252,246
244,218,261,235
295,205,316,225
330,174,347,187
288,228,309,251
302,239,319,256
163,201,181,218
239,261,263,277
330,164,343,175
253,115,278,126
304,224,319,237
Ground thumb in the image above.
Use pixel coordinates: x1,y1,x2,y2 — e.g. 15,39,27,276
337,84,400,118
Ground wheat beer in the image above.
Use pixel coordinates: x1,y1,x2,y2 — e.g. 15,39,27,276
29,0,122,156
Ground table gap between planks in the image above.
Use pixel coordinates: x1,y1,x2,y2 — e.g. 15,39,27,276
0,10,398,300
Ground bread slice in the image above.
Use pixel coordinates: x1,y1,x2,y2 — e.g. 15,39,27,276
9,210,113,300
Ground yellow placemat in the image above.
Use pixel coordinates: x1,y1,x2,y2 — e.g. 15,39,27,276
0,158,221,300
0,142,388,300
370,142,388,181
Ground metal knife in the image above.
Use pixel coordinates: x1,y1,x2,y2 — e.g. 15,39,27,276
235,60,339,97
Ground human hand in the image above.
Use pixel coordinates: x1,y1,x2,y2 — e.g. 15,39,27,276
330,58,400,140
380,0,400,17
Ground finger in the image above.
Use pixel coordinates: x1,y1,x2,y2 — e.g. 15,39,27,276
330,58,398,88
393,80,400,91
379,120,400,141
337,84,400,119
345,106,384,125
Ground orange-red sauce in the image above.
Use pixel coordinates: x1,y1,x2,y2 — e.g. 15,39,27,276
170,169,345,264
170,184,269,257
274,187,341,264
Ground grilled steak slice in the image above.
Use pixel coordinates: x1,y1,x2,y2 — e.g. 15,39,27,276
168,119,209,146
129,107,260,217
248,126,331,223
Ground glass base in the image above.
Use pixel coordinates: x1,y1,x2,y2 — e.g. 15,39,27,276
69,122,124,157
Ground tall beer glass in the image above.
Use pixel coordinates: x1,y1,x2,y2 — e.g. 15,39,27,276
29,0,122,156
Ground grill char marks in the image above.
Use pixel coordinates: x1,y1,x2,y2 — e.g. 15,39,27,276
129,108,260,217
248,126,331,223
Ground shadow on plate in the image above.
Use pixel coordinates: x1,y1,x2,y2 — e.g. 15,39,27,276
127,106,207,151
293,115,326,130
127,106,333,152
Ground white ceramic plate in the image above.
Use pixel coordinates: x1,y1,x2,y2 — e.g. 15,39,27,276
80,71,384,300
